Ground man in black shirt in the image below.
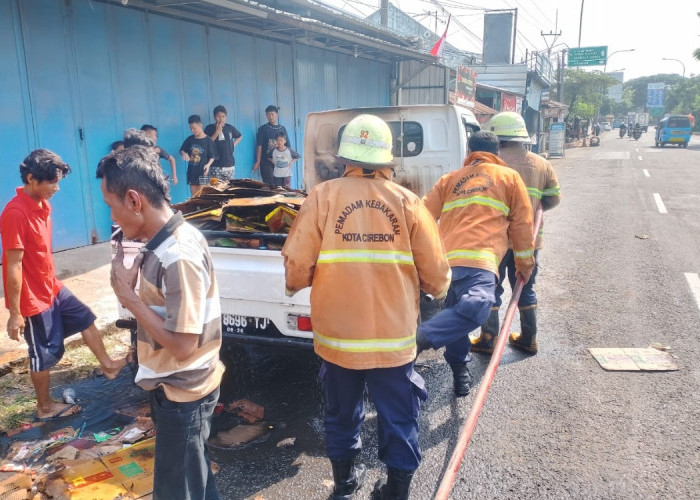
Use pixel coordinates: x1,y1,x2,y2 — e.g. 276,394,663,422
253,105,290,185
204,105,242,182
179,115,216,197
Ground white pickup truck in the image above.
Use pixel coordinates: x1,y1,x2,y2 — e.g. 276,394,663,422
117,105,480,349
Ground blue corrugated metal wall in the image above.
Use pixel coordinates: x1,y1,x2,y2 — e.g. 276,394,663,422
1,0,391,251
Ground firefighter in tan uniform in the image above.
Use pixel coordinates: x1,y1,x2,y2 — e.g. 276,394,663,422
282,115,451,500
472,112,561,355
416,131,535,396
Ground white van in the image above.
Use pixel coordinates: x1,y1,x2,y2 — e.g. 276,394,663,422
304,105,480,197
117,105,481,349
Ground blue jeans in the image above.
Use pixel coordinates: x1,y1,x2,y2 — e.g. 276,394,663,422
149,386,220,500
417,267,496,364
320,361,427,471
494,249,539,308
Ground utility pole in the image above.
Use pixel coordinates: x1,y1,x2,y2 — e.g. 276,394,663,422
512,8,518,64
578,0,584,47
541,30,562,57
558,48,567,102
541,9,561,57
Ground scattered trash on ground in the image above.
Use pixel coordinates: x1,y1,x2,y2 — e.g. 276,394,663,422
649,342,671,352
0,392,156,499
209,422,271,449
226,399,265,423
62,389,77,405
589,347,678,371
635,234,650,240
276,437,296,448
290,453,308,467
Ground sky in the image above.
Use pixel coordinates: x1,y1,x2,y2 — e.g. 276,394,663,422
318,0,700,81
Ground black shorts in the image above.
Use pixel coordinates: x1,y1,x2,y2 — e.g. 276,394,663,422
24,287,96,372
186,164,207,185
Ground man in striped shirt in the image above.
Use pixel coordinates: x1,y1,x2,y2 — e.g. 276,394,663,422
99,146,223,500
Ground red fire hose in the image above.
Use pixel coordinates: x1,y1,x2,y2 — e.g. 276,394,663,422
434,205,544,500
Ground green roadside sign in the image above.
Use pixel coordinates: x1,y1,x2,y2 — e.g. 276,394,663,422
568,46,608,67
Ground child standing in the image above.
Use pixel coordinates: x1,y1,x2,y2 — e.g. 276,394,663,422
270,132,299,188
179,115,216,197
141,124,178,185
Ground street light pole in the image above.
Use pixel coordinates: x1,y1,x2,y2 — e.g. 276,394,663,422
604,49,635,73
662,58,686,77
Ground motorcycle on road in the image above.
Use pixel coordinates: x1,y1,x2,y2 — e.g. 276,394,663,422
632,124,642,140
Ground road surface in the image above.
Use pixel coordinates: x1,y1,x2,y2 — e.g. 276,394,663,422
162,131,700,498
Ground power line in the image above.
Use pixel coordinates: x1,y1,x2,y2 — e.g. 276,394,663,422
523,0,556,28
425,0,483,43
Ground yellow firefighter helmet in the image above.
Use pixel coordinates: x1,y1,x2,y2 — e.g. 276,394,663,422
485,111,532,143
336,114,395,168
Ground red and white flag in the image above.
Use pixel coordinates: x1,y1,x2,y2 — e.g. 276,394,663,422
430,16,451,58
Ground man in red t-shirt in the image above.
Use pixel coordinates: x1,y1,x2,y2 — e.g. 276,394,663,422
1,149,127,421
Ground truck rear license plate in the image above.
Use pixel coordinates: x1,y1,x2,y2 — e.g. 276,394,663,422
222,314,272,335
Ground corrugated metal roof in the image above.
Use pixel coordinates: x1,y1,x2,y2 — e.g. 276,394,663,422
103,0,438,63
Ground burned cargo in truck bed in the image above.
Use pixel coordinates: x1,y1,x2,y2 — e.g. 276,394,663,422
172,179,306,250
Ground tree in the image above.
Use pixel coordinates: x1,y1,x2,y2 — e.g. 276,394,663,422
562,69,617,120
663,76,700,130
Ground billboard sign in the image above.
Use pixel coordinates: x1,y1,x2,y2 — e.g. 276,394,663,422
501,93,517,112
549,122,565,158
568,46,608,67
608,71,624,102
646,83,665,107
455,66,477,106
483,12,514,64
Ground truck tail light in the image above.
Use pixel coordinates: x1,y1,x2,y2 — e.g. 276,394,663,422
297,316,313,331
287,314,313,331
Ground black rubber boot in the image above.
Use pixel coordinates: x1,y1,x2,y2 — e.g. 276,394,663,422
509,305,538,354
330,458,366,499
448,361,472,397
471,307,499,354
371,467,415,500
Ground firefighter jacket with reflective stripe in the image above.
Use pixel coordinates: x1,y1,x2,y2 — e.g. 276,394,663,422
499,147,561,249
422,151,535,278
282,166,451,370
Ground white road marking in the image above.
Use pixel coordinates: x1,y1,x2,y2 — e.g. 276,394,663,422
592,152,630,160
685,273,700,312
638,155,643,161
653,193,667,214
643,169,650,177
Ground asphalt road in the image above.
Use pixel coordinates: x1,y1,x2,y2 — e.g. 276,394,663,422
212,130,700,499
